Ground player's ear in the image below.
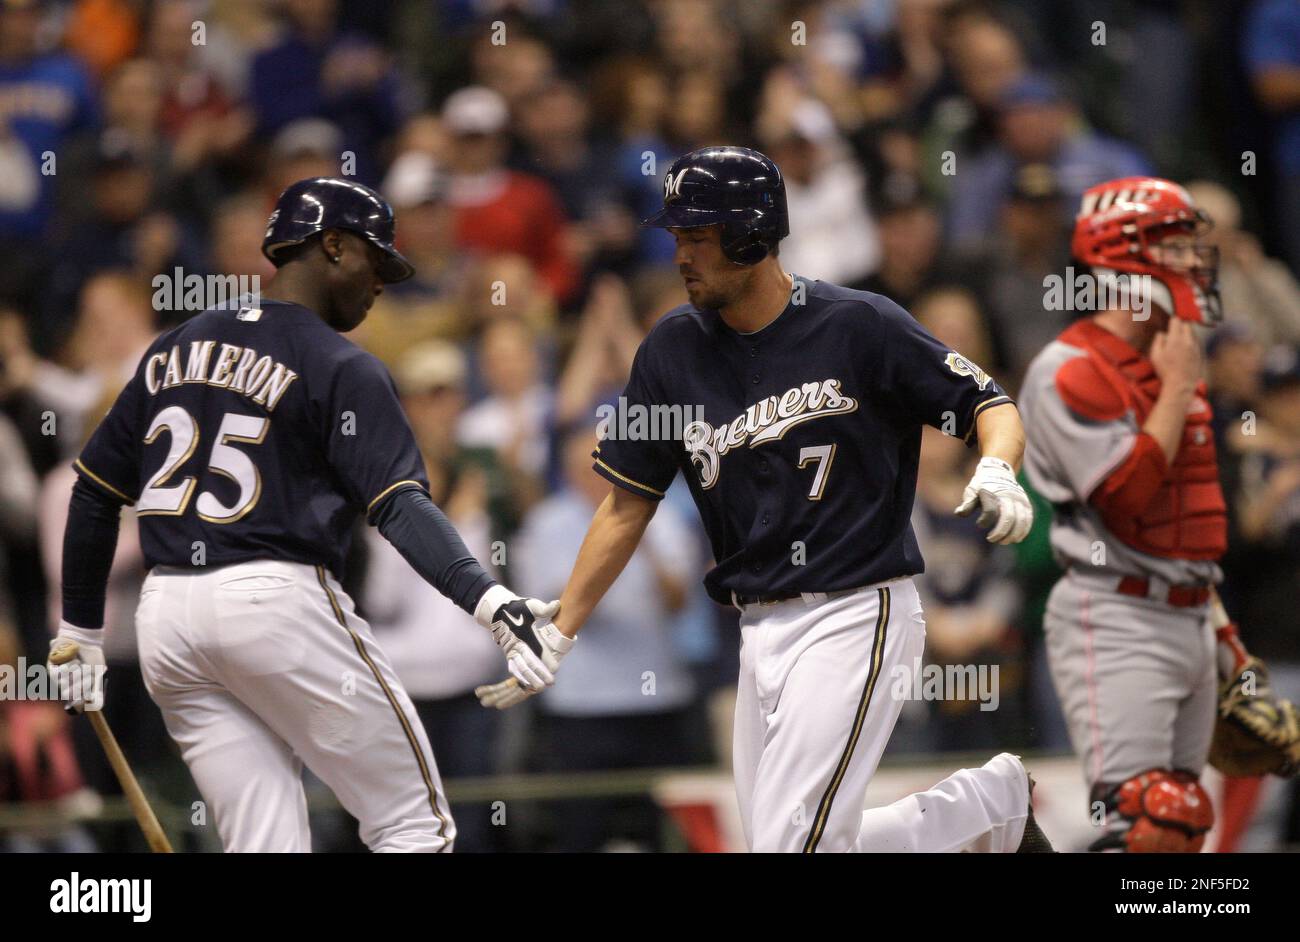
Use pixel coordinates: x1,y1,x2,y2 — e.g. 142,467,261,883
320,229,345,266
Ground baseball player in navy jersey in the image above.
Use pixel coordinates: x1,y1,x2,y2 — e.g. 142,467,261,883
46,178,572,852
475,146,1054,853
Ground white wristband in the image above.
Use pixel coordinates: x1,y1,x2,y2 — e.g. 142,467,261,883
56,621,105,647
474,585,514,628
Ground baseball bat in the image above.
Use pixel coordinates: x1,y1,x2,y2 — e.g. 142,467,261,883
49,641,174,853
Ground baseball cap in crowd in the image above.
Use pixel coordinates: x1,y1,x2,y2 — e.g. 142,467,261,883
1260,344,1300,393
1009,163,1062,202
395,340,467,396
94,128,146,170
272,118,343,160
998,73,1066,111
441,86,509,136
787,98,837,144
1206,322,1256,360
383,151,448,209
874,173,929,216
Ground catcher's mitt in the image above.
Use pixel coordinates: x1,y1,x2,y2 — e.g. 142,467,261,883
1208,656,1300,778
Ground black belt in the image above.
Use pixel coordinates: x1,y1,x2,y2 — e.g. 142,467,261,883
730,583,886,609
731,589,803,607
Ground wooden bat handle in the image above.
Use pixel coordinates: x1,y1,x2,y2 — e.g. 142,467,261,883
87,711,174,853
48,640,174,853
1208,587,1231,630
47,639,80,666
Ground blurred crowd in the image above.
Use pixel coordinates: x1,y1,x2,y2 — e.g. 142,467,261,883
0,0,1298,852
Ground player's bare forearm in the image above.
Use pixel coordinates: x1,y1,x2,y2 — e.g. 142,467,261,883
554,486,657,639
975,404,1025,472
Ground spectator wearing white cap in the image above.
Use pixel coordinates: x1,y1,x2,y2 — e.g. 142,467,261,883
362,339,516,852
263,117,345,206
759,95,881,285
442,85,580,305
1186,181,1300,347
350,151,472,367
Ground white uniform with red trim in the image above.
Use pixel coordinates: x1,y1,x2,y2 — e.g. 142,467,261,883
1020,318,1222,847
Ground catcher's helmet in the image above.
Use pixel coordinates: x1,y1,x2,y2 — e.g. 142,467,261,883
263,177,415,283
642,146,789,265
1072,177,1221,325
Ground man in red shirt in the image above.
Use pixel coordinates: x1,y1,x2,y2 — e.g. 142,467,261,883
442,86,579,306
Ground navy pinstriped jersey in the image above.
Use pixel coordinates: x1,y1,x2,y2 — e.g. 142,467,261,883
593,276,1014,606
76,299,428,576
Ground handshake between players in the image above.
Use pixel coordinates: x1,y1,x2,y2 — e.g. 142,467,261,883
471,454,1030,710
473,585,572,703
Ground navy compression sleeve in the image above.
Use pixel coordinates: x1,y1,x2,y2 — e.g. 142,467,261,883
370,487,496,614
62,475,125,630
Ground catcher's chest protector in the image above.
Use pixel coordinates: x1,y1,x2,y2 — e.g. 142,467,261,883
1063,320,1227,559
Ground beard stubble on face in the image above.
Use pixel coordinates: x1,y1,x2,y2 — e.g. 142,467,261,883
685,264,750,311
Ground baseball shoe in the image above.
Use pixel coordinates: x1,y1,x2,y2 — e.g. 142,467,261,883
1017,771,1056,853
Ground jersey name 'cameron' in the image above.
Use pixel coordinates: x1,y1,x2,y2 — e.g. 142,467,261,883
592,276,1014,606
75,300,430,578
141,339,299,411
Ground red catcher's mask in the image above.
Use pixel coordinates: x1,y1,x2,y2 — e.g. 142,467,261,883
1071,177,1222,326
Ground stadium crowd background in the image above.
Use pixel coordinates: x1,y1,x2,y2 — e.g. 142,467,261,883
0,0,1298,852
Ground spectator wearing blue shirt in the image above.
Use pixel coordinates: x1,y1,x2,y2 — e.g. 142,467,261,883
0,0,97,311
248,0,409,185
513,426,700,851
515,79,641,276
946,73,1149,251
42,133,203,352
589,57,675,267
1243,0,1300,276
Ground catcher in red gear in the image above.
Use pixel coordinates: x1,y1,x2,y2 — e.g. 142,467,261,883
1020,177,1297,852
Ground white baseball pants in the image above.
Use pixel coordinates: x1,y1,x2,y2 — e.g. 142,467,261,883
733,577,1030,852
135,559,454,852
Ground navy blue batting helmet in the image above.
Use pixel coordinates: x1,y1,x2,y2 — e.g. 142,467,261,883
262,177,415,283
642,146,789,265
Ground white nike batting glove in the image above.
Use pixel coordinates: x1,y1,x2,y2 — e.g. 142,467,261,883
474,585,573,692
47,622,107,714
954,457,1034,545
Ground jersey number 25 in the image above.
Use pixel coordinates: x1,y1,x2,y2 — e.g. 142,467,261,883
136,406,268,523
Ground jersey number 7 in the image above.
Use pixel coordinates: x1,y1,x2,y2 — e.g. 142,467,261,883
136,407,269,523
797,444,836,500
